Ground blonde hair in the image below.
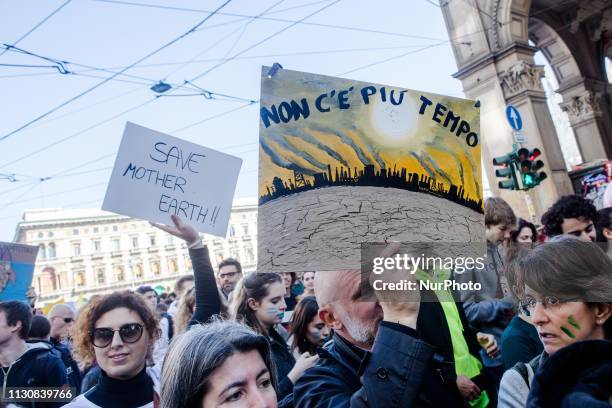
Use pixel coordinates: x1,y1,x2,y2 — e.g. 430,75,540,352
174,287,196,335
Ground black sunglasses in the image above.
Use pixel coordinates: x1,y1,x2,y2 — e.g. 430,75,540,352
89,323,144,348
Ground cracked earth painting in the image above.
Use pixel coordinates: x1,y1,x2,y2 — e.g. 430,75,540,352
258,186,483,272
257,68,484,272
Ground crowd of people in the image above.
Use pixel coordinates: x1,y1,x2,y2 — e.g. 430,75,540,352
0,191,611,407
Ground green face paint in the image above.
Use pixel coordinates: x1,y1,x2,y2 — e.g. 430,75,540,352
560,326,576,339
567,315,581,330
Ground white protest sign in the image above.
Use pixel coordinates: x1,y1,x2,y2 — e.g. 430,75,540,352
102,122,242,237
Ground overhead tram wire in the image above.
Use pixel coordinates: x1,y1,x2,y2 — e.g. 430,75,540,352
339,41,450,75
0,0,290,174
0,0,234,143
0,96,157,170
185,0,341,86
0,0,73,58
93,0,447,42
49,45,436,74
160,0,288,83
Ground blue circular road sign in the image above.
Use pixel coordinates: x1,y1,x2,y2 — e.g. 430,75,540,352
506,105,523,131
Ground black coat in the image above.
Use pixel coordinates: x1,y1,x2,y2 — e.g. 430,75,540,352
269,326,297,401
0,341,68,408
527,340,612,408
293,322,435,408
417,295,496,407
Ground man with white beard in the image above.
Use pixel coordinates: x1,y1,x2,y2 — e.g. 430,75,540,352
293,268,438,407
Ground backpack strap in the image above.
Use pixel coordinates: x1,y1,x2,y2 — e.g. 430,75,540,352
512,362,530,388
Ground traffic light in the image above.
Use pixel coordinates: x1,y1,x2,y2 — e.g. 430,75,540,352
493,152,519,190
516,148,547,189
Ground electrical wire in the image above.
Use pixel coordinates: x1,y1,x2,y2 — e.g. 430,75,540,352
0,0,234,143
0,96,157,170
171,101,257,134
0,0,73,58
339,41,449,75
92,0,447,42
187,0,340,85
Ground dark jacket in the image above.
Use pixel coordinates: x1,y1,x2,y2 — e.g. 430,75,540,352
47,338,82,393
501,316,543,370
188,246,222,328
418,297,496,407
0,341,69,408
269,326,296,401
527,340,612,408
293,322,434,408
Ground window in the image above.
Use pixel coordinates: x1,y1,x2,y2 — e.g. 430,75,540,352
151,261,160,276
75,272,86,287
38,244,46,260
47,243,56,259
168,258,178,274
48,231,54,238
114,266,124,282
111,238,120,251
113,225,118,232
131,236,139,249
73,244,81,257
41,267,57,293
133,264,143,279
242,224,249,236
96,269,105,284
38,232,43,239
166,234,173,245
93,227,99,233
93,240,101,252
73,229,79,235
245,246,254,263
149,234,156,246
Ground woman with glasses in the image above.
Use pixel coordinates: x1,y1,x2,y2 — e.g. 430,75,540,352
65,291,160,407
161,320,278,408
498,237,612,408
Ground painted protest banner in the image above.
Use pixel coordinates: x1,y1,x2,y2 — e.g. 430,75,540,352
258,67,484,272
0,242,37,302
103,122,242,237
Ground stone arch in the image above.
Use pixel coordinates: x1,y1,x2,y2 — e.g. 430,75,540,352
528,19,581,87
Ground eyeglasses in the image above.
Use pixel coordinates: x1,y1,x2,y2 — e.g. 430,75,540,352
89,323,144,348
520,295,571,317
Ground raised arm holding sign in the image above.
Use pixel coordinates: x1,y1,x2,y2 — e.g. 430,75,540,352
103,122,242,237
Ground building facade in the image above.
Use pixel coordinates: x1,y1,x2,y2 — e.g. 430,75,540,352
14,198,257,306
440,0,611,221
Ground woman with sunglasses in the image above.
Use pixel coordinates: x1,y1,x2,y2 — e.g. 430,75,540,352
65,291,160,407
498,237,612,408
161,320,278,408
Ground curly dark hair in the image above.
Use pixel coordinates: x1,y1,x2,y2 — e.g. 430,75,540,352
72,291,160,367
541,195,597,237
511,218,537,243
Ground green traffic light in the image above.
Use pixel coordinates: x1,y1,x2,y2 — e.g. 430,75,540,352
523,173,537,187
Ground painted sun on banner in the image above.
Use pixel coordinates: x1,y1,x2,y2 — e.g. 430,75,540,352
258,67,484,273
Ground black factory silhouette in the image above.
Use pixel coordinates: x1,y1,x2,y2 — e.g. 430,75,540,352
259,163,483,213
